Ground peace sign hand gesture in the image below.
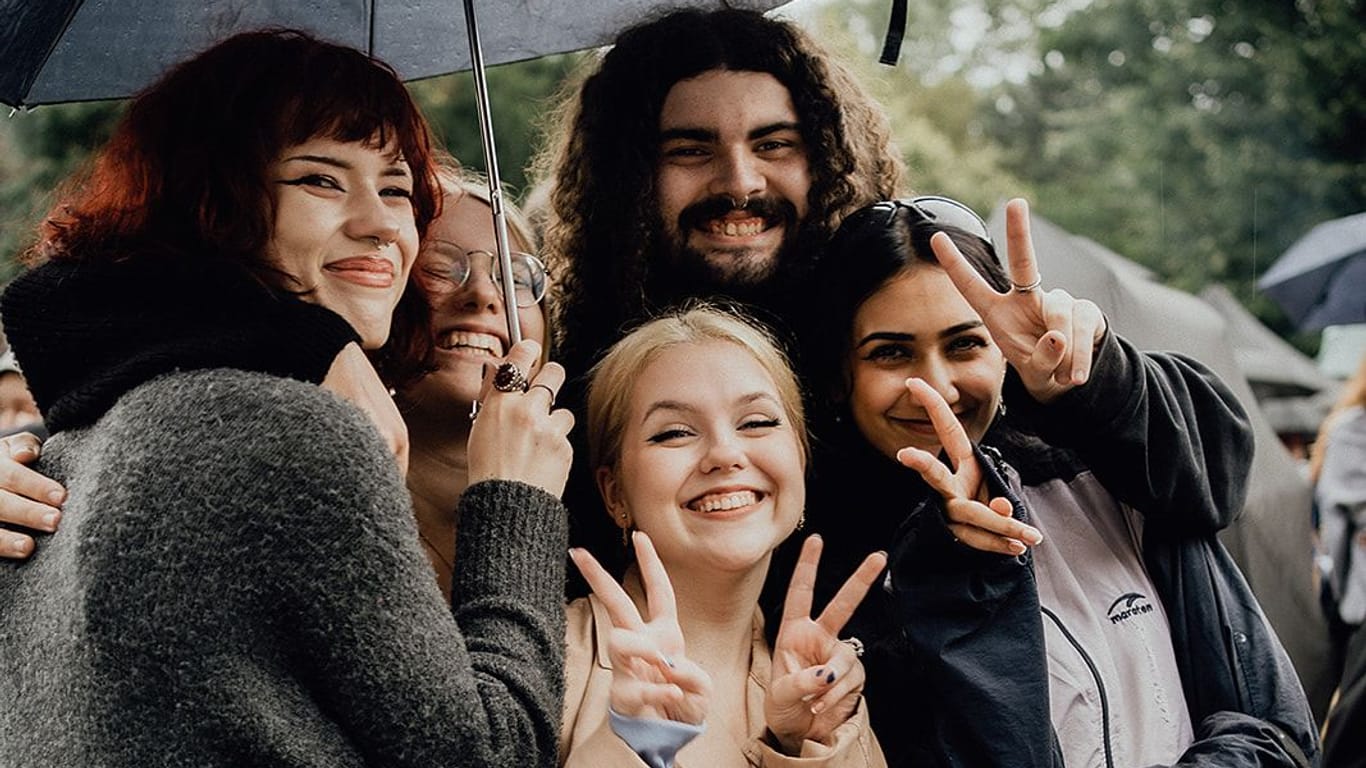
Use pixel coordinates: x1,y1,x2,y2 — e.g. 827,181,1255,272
765,535,886,753
930,198,1107,403
569,533,712,725
895,378,1043,556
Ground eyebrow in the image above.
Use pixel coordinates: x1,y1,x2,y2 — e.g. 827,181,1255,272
281,153,411,178
854,321,985,349
658,121,802,144
641,391,780,422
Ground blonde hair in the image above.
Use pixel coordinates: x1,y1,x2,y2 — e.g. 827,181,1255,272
1310,353,1366,483
585,303,809,472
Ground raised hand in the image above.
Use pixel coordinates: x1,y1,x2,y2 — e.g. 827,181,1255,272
894,378,1042,555
569,533,712,725
765,535,886,752
467,340,575,498
930,197,1106,403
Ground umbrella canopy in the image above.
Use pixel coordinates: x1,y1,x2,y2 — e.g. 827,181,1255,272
1,0,791,108
1257,210,1366,331
1198,283,1337,399
989,205,1337,718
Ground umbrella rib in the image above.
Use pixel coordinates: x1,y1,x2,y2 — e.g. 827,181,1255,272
367,0,377,57
16,0,89,107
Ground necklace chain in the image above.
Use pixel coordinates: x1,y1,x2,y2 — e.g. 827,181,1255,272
417,527,453,572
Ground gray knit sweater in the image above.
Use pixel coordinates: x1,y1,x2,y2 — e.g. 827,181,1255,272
0,368,567,767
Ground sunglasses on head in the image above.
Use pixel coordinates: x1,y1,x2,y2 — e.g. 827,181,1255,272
865,195,993,245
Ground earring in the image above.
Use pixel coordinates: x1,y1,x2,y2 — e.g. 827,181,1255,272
796,513,806,532
620,512,631,548
996,399,1008,420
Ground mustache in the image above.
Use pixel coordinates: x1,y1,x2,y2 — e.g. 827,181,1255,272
676,194,799,232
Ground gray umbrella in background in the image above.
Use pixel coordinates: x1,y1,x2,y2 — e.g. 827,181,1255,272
0,0,793,341
1258,211,1366,332
1199,284,1340,438
989,205,1337,718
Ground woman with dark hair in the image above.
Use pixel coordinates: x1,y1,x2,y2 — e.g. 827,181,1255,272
796,197,1319,766
0,30,572,767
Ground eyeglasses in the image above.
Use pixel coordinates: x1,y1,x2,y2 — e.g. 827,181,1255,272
421,240,549,308
867,195,993,244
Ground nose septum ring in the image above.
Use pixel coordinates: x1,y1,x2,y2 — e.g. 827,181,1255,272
728,194,750,210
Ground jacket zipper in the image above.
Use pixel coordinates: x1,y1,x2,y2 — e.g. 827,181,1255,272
1041,605,1115,768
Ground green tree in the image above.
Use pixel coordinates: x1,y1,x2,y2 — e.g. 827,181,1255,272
409,52,583,201
982,0,1366,348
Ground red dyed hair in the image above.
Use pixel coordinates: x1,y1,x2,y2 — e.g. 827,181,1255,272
28,28,441,384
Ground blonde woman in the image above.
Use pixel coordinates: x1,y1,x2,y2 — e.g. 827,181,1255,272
561,305,887,768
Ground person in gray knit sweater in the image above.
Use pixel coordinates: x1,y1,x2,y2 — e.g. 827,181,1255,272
0,30,573,767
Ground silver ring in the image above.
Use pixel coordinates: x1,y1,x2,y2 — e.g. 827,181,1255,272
729,194,749,210
840,637,865,658
528,383,557,407
492,362,529,393
1011,276,1043,293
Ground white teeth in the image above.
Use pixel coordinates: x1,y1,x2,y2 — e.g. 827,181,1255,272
437,330,504,356
692,491,758,513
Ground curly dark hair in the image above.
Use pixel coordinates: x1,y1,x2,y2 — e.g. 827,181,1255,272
536,8,903,379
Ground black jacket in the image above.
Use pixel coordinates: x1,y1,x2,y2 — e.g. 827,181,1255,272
800,332,1318,767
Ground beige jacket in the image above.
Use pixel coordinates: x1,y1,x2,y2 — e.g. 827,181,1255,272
559,594,887,768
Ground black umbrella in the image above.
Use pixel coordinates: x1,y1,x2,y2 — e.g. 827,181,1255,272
0,0,794,341
1258,211,1366,332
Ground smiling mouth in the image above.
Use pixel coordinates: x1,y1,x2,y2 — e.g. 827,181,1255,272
687,489,763,513
701,216,769,238
325,257,395,288
436,330,505,357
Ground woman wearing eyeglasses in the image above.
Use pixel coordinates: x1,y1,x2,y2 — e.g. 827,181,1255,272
399,162,555,601
792,197,1318,766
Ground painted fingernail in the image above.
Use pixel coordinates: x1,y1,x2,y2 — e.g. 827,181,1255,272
814,668,826,679
825,671,836,684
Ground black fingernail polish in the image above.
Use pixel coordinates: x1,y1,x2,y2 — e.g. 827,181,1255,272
826,671,836,684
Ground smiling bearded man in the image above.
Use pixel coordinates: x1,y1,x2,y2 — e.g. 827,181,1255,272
537,8,903,387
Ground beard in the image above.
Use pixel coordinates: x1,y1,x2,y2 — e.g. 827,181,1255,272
644,194,817,314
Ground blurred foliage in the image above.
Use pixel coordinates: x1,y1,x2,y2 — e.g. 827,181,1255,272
408,51,584,200
973,0,1366,352
0,101,123,281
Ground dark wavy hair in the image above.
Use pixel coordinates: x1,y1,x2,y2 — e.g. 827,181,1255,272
811,201,1009,407
536,8,903,375
27,28,441,385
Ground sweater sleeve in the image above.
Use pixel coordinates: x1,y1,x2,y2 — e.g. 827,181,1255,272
1006,329,1254,533
93,370,566,768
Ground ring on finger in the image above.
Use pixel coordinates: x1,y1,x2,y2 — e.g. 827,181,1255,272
1011,276,1043,293
840,637,865,658
528,383,557,407
492,362,530,393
